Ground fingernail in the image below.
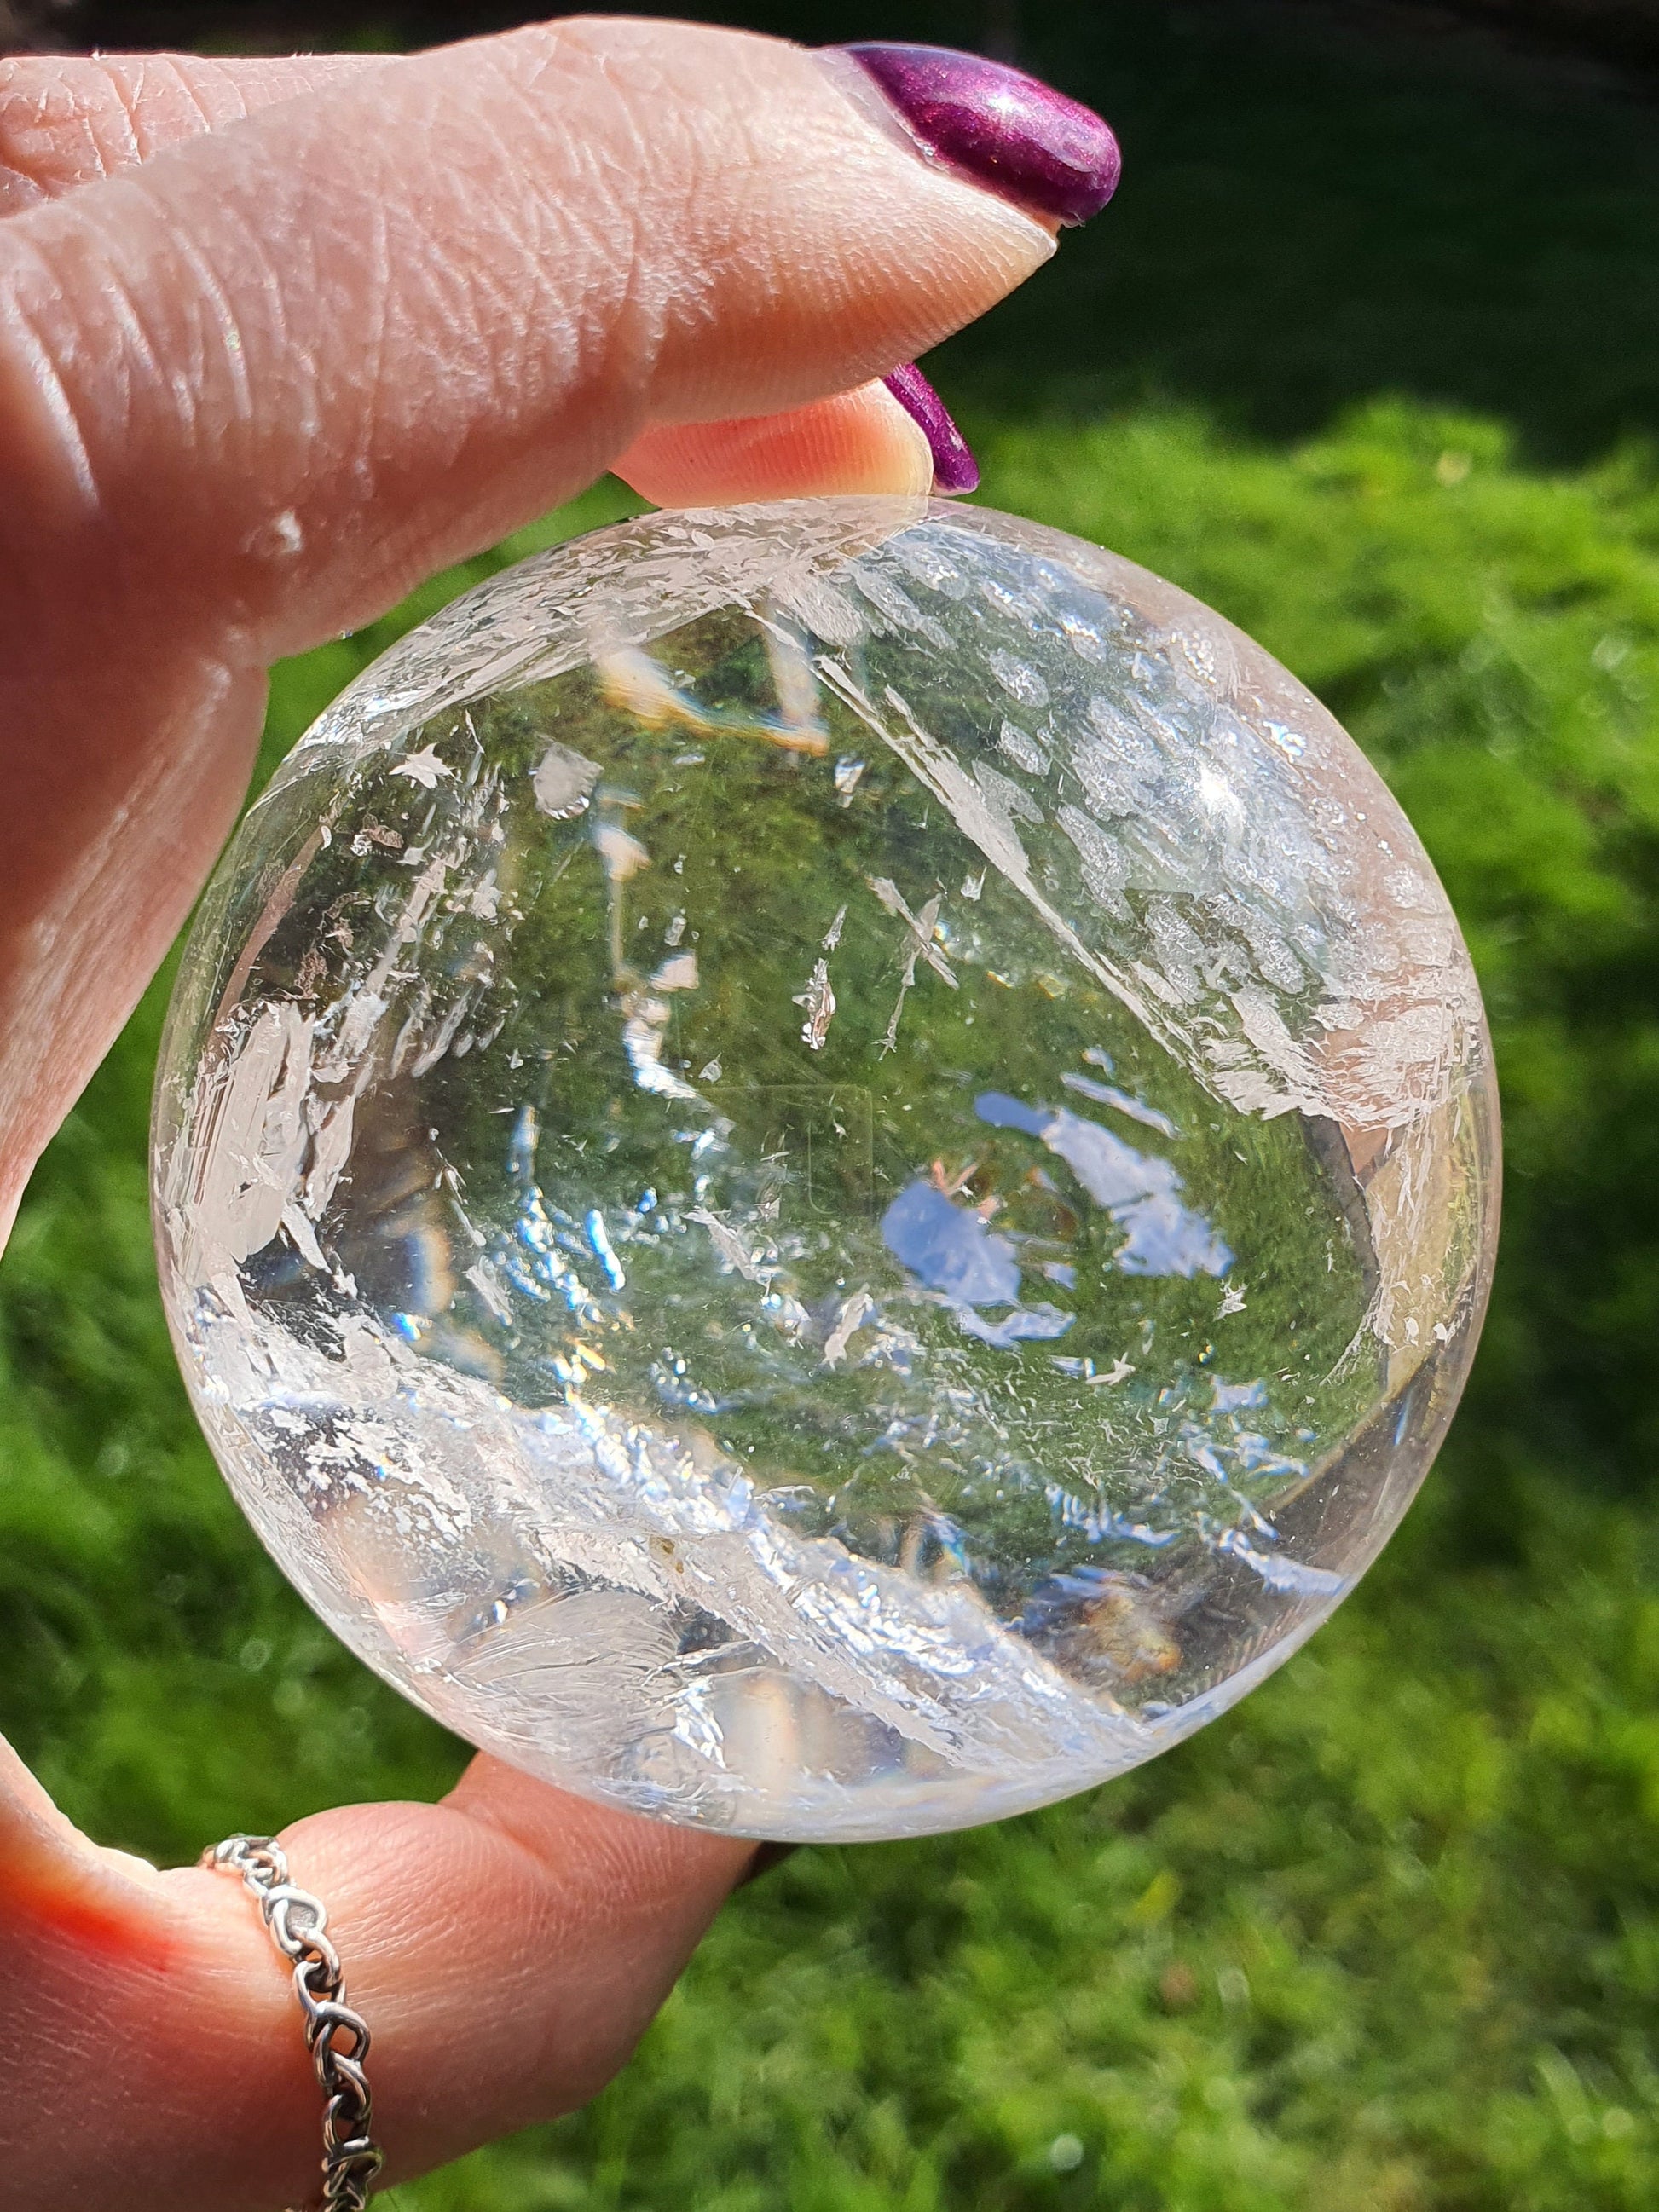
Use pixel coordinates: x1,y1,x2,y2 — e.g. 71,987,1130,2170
882,364,980,495
837,43,1120,228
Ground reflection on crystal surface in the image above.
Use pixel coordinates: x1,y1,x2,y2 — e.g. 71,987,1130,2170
153,499,1499,1840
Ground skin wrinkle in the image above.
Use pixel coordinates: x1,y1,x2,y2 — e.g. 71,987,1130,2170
477,47,669,439
0,261,99,516
0,147,48,212
430,1814,716,2113
446,170,621,430
332,195,627,628
427,33,659,370
356,189,394,484
342,166,639,620
0,67,95,209
0,54,371,212
105,55,163,167
13,1879,323,2211
0,217,175,545
295,84,627,595
133,53,229,149
185,198,315,496
170,217,257,436
95,237,183,465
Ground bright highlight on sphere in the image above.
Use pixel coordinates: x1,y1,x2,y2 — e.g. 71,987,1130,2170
153,499,1499,1841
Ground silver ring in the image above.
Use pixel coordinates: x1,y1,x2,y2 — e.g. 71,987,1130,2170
204,1833,385,2212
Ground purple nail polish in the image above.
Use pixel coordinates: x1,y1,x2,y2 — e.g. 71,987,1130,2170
840,43,1120,228
882,364,980,495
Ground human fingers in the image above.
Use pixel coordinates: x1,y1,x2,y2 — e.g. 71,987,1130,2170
0,22,1123,2198
612,365,981,505
1,20,1060,639
0,20,1120,1237
0,49,990,512
0,50,370,212
0,1741,751,2209
0,54,967,517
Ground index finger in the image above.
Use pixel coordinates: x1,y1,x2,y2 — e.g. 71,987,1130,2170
0,20,1085,1233
0,20,1055,642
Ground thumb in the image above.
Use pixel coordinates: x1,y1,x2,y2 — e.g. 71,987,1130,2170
0,1732,754,2209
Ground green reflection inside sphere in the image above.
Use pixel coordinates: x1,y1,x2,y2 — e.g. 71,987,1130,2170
153,499,1498,1840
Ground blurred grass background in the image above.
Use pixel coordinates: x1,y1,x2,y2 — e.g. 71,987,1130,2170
4,3,1659,2205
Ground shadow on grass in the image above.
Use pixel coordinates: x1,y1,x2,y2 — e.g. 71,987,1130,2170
933,0,1659,465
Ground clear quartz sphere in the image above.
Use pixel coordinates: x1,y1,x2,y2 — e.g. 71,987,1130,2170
153,498,1498,1841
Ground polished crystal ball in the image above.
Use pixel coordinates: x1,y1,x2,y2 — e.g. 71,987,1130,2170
153,498,1498,1840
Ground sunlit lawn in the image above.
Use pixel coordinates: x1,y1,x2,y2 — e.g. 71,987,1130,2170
4,7,1659,2207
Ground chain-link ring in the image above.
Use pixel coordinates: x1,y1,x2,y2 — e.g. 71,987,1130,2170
204,1834,385,2212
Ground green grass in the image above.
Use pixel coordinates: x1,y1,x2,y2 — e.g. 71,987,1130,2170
5,6,1659,2208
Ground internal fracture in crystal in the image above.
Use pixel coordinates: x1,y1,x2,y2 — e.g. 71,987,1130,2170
153,498,1499,1842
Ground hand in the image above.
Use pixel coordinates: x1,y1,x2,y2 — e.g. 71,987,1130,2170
0,23,1115,2204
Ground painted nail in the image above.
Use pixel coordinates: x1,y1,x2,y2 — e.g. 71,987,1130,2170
882,363,980,495
839,43,1120,228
